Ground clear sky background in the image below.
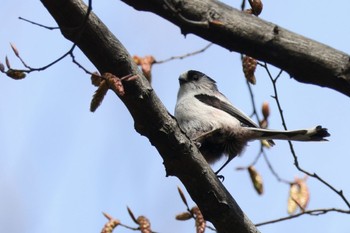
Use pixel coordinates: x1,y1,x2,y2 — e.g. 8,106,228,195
1,1,349,233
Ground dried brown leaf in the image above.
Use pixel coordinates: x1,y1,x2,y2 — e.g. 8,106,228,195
6,69,26,80
102,212,113,221
90,80,108,112
191,207,206,233
133,55,155,83
242,55,257,85
127,206,138,224
287,183,299,214
248,166,264,195
10,43,20,57
101,212,120,233
287,177,309,214
175,212,192,221
295,177,310,211
0,62,4,72
137,216,152,233
133,55,141,65
109,77,124,96
177,186,189,207
91,71,102,86
101,220,120,233
104,72,125,96
261,101,270,119
5,56,11,69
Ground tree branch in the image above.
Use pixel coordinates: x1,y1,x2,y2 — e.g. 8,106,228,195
256,208,350,227
40,0,259,232
121,0,350,97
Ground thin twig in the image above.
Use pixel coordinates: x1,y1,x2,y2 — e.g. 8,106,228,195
255,208,350,226
18,17,59,30
245,78,260,119
262,150,291,184
10,0,93,76
241,55,289,183
9,47,73,74
155,43,213,64
259,62,350,209
250,148,262,167
70,52,94,75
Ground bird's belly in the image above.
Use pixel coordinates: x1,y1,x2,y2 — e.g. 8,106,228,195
175,99,241,138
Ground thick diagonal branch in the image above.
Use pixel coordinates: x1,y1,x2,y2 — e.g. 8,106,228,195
121,0,350,97
40,0,259,232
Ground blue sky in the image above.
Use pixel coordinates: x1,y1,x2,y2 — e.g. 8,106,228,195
1,1,349,233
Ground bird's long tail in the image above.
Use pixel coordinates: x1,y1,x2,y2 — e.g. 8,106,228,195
248,125,330,145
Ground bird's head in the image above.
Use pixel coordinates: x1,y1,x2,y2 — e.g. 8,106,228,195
178,70,218,96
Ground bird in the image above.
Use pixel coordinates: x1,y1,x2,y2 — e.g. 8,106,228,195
174,70,330,175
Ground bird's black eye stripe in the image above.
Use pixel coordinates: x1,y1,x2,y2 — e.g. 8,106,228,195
188,70,204,81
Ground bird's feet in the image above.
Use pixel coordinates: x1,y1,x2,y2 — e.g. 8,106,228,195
216,174,225,182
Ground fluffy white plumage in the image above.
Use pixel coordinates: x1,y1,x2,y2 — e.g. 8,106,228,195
175,70,330,174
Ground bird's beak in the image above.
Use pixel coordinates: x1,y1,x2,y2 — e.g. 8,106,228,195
179,73,187,85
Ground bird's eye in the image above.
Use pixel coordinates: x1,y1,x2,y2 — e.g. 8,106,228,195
187,70,203,81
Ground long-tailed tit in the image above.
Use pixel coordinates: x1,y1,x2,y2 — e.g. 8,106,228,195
174,70,330,174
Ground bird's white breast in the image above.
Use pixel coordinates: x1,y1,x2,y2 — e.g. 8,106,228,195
175,93,241,138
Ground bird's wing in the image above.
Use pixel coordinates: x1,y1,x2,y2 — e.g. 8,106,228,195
195,93,259,128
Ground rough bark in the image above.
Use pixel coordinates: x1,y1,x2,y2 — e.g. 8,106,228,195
40,0,260,232
121,0,350,97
